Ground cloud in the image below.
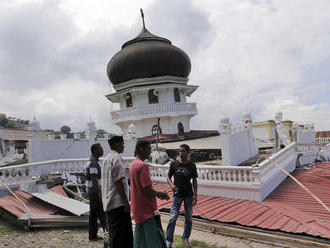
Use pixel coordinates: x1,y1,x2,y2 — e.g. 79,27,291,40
144,0,214,55
0,0,77,91
0,0,129,132
188,0,330,130
0,0,329,133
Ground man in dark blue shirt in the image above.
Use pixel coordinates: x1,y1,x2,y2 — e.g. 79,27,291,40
166,144,198,248
86,143,106,241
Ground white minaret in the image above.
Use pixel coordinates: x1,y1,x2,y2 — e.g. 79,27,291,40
106,11,198,138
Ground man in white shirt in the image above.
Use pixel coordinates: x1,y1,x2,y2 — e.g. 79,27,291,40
102,136,133,248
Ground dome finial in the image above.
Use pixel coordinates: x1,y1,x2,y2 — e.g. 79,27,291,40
140,8,146,29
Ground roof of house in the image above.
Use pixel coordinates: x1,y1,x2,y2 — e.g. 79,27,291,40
0,128,50,141
155,162,330,239
142,130,219,145
316,131,330,138
158,135,221,150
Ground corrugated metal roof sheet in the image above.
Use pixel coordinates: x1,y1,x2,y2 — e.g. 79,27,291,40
0,185,67,217
31,191,89,216
155,162,330,239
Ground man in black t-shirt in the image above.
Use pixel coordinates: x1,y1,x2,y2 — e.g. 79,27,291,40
166,144,198,248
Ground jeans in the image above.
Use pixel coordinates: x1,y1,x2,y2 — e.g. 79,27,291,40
166,195,193,245
89,193,106,240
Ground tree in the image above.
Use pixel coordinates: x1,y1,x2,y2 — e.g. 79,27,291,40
60,125,71,134
0,114,8,127
96,129,107,138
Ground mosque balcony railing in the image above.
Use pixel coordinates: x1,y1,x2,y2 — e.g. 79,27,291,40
111,102,197,123
316,138,330,144
148,163,257,185
1,143,323,201
0,157,135,190
0,146,296,189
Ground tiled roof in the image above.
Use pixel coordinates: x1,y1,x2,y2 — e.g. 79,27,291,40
155,162,330,239
316,131,330,138
0,128,50,141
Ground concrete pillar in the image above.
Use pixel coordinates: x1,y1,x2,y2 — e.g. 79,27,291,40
28,117,42,163
219,118,232,166
242,113,258,157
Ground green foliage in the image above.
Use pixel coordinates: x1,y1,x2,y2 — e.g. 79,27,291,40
60,125,71,134
0,114,8,127
0,227,14,237
80,131,86,139
0,114,30,129
96,129,107,138
60,233,74,240
173,235,226,248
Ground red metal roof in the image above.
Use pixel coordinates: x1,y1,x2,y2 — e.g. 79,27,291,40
316,131,330,138
155,162,330,239
0,185,68,217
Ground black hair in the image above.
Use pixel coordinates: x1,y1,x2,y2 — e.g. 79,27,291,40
180,144,190,153
135,140,150,156
108,136,124,150
91,143,101,156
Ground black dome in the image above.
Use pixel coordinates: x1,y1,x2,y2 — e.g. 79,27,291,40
107,28,191,85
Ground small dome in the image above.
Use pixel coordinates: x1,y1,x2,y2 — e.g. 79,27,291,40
107,28,191,85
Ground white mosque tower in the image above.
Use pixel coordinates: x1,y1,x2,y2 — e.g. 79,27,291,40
106,10,198,138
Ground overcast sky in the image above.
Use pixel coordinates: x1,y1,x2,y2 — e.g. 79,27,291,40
0,0,329,132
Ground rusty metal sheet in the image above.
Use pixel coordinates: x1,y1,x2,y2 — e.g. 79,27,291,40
155,162,330,239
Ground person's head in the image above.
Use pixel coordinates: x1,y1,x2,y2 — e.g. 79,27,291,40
179,144,190,161
91,143,103,158
135,140,151,160
108,136,124,153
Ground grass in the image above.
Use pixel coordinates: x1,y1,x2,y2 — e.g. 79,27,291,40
0,227,15,237
60,233,74,240
173,235,227,248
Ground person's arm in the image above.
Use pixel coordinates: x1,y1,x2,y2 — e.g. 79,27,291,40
91,174,102,199
113,158,130,211
192,178,198,205
167,163,178,193
142,185,169,200
192,163,198,205
140,163,169,200
115,178,130,212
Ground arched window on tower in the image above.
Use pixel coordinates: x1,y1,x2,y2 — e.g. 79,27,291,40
152,124,162,136
174,88,181,102
178,122,184,135
125,93,133,108
148,89,159,104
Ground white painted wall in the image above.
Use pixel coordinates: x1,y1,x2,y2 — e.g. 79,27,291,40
112,81,197,138
28,136,136,163
220,114,258,166
296,126,315,144
27,119,136,163
119,115,192,138
253,123,276,148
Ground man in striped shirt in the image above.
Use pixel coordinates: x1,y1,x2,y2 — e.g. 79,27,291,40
102,136,133,248
85,143,106,241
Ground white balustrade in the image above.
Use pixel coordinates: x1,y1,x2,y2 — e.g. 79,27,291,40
1,142,327,201
111,102,197,122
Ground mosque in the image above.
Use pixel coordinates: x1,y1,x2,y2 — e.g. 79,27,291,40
0,11,330,247
106,13,198,139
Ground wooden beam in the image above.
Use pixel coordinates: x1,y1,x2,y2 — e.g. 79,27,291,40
160,213,330,248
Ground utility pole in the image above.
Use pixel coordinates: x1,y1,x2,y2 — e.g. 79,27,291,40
156,117,160,151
